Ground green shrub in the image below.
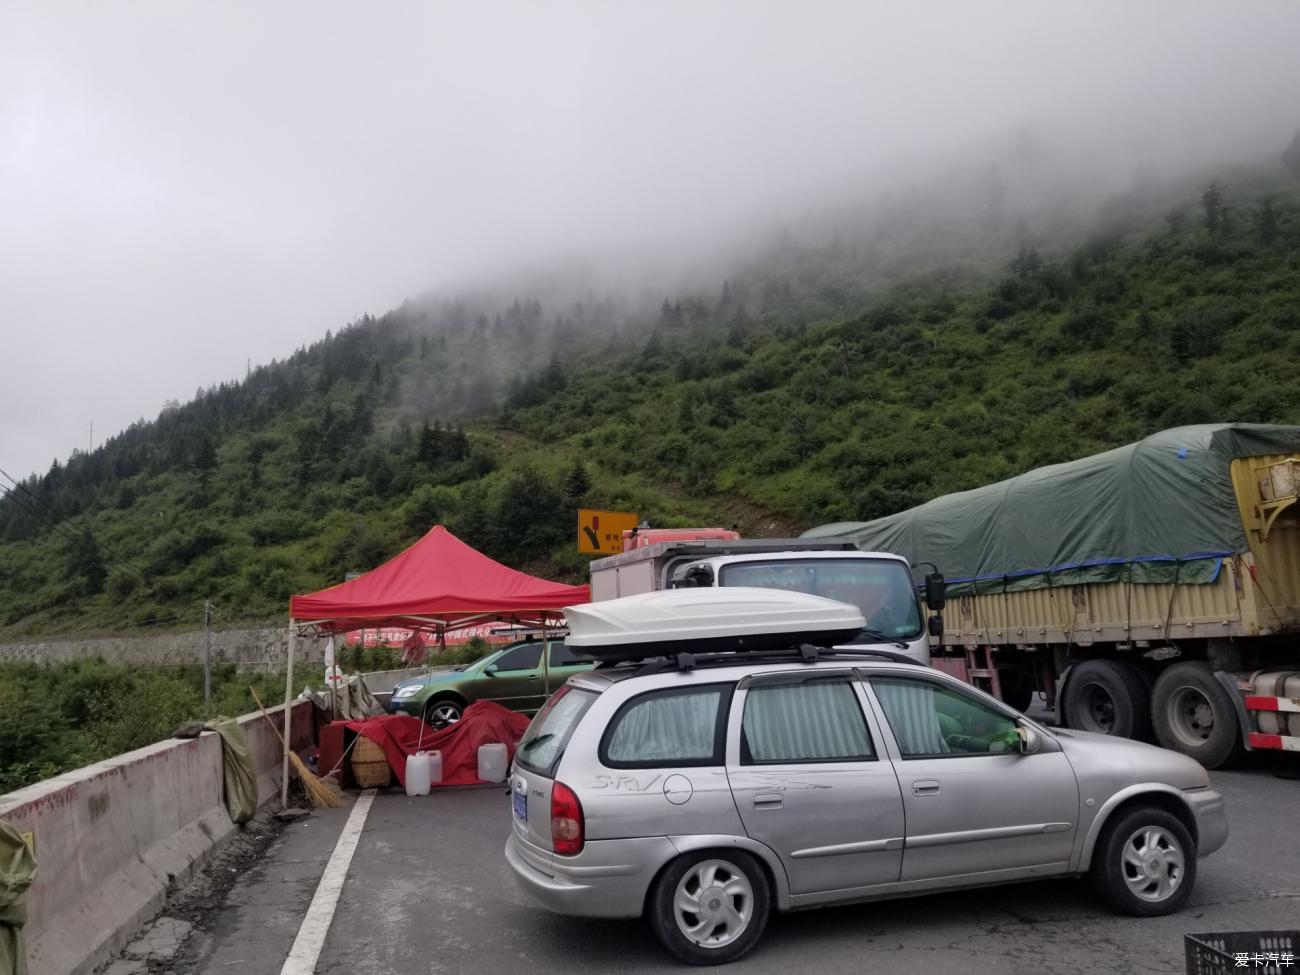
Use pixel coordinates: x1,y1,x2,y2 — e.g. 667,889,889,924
0,662,296,795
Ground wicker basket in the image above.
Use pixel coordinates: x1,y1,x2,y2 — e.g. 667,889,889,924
350,735,392,788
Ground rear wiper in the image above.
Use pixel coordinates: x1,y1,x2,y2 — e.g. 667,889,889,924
519,733,555,754
857,629,908,649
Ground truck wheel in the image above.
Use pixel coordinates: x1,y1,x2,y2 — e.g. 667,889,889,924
648,851,770,965
1089,805,1196,917
1062,660,1153,741
1152,662,1244,769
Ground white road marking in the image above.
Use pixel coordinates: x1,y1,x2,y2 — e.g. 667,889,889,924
280,789,376,975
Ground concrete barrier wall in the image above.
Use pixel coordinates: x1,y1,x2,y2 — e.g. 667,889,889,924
0,625,331,670
356,666,431,693
0,699,315,975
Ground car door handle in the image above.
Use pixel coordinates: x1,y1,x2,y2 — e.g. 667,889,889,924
752,793,783,810
911,779,941,796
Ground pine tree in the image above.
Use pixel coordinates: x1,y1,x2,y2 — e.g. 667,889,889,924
1256,196,1279,245
1283,129,1300,178
1202,182,1225,236
416,421,438,465
61,523,106,596
449,425,470,461
565,461,592,503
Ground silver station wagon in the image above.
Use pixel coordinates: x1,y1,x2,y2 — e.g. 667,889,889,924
504,589,1229,965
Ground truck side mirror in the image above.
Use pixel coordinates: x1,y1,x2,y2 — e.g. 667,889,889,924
928,615,944,638
673,564,715,589
924,572,946,612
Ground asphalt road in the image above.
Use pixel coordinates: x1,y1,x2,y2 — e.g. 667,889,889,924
167,758,1299,975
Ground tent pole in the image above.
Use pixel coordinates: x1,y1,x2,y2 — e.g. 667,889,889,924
281,620,297,808
541,617,550,698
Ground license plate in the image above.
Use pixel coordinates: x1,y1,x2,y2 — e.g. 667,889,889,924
512,791,528,823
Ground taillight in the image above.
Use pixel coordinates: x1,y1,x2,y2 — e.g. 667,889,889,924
550,781,584,856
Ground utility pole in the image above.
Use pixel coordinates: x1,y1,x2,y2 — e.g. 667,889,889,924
203,600,212,709
88,421,94,453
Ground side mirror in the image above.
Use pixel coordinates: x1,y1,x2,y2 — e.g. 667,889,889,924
484,665,498,677
1018,723,1041,756
927,615,944,638
673,564,715,589
924,572,946,612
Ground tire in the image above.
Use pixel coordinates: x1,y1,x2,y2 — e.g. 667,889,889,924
648,851,771,965
1090,805,1196,917
1062,659,1153,741
423,697,464,727
1152,662,1244,769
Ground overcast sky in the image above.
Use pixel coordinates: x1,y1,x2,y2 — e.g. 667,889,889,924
3,1,1300,481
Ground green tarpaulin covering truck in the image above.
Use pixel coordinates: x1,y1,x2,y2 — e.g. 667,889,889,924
805,423,1300,768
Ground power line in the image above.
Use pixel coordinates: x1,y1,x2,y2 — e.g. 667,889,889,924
0,465,143,570
1,484,148,586
0,470,267,641
0,482,154,595
0,484,96,559
0,485,194,630
0,466,152,587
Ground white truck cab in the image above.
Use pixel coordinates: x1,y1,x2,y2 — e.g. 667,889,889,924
588,536,942,665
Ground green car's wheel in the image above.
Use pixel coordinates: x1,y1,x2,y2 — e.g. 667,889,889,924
424,698,463,727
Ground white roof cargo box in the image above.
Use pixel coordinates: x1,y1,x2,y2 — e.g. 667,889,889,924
564,587,865,662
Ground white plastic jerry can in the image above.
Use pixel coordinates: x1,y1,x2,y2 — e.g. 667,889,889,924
477,743,508,783
405,752,432,796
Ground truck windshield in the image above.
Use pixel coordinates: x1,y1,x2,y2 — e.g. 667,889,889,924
718,558,923,641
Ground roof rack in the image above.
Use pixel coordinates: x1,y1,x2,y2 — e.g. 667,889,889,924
591,643,925,677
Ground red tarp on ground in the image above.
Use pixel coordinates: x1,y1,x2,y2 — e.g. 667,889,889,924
318,701,532,788
288,525,589,634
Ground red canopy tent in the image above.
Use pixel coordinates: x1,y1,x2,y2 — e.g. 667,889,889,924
279,525,589,802
288,524,589,634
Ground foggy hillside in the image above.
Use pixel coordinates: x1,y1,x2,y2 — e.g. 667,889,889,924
2,144,1300,636
8,1,1300,484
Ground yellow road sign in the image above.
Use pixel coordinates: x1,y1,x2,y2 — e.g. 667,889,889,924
578,509,638,555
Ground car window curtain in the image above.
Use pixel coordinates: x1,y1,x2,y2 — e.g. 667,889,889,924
744,682,871,761
606,689,720,762
874,680,951,756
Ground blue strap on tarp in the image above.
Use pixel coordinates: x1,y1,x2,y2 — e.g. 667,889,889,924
935,552,1229,588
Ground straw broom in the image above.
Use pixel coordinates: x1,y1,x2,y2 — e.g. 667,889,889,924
250,686,344,808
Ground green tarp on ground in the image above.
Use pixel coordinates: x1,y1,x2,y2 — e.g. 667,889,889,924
804,424,1300,596
0,822,36,975
173,718,258,826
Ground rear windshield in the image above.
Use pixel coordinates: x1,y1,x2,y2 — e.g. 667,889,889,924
514,685,597,777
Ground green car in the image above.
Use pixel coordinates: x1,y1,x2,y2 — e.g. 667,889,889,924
386,638,594,724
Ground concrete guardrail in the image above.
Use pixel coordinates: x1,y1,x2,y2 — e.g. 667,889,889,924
0,699,315,975
353,666,431,692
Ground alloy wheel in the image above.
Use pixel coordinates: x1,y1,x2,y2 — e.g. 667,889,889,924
428,702,461,724
672,859,754,948
1120,825,1185,903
